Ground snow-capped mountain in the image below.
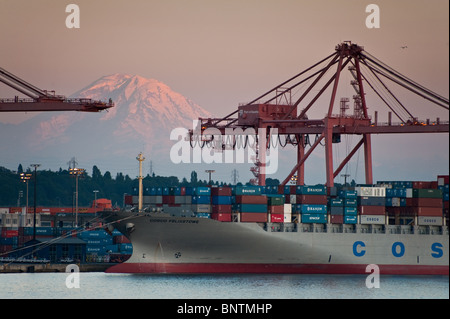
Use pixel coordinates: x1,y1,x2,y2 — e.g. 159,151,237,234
0,74,211,176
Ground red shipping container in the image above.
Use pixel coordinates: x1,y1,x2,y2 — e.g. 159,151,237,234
162,196,175,204
296,195,327,205
412,198,443,207
240,213,268,223
331,215,343,224
212,205,232,213
235,195,267,204
211,213,232,222
211,187,232,196
269,205,284,214
270,214,284,223
358,205,385,215
114,235,131,244
124,195,133,205
3,230,19,238
437,175,449,185
413,207,443,216
180,187,186,196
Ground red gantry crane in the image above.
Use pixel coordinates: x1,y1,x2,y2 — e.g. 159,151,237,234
189,42,449,187
0,67,113,112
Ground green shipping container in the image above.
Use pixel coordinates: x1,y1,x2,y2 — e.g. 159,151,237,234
412,189,442,198
267,195,284,206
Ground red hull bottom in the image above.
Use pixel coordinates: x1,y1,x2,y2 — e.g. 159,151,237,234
105,262,449,276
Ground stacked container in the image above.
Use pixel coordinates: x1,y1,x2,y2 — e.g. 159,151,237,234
233,186,267,222
438,175,449,226
211,186,232,222
267,195,286,223
355,186,386,224
296,185,328,224
410,188,443,226
191,187,211,218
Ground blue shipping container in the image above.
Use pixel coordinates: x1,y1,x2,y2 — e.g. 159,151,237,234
344,198,357,207
194,187,211,196
339,190,357,199
300,204,327,214
297,185,327,195
233,185,262,195
192,195,211,204
344,207,358,215
236,204,267,213
344,215,358,224
301,213,327,223
212,196,232,205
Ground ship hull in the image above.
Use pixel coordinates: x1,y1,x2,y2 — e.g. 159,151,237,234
103,211,449,275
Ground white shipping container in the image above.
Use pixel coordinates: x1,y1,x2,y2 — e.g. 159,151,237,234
355,186,386,197
418,216,443,226
284,204,292,214
360,215,386,224
284,213,292,223
406,188,413,198
289,195,296,204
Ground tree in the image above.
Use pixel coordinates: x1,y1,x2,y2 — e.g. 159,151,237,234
190,171,198,184
92,165,102,180
17,164,23,174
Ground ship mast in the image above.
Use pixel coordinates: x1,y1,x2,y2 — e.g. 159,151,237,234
136,152,145,212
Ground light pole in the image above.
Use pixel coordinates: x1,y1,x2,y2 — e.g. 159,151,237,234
205,169,215,186
20,173,32,215
93,190,99,213
69,167,85,227
30,164,40,241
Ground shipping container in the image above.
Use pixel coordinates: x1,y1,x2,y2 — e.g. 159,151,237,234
360,215,386,224
240,212,267,223
344,207,358,215
211,205,232,214
211,196,232,205
411,198,443,207
330,206,344,215
301,213,327,224
418,216,443,226
344,198,358,207
296,195,328,205
192,204,211,213
233,185,262,195
358,196,386,206
339,190,357,199
211,213,232,222
284,204,292,214
358,205,385,215
296,185,327,195
211,187,232,196
236,204,267,213
412,207,443,216
330,215,343,224
299,204,327,214
267,195,284,206
269,205,284,214
344,215,358,224
193,187,211,196
191,195,211,204
234,195,267,204
412,189,443,199
196,213,211,218
355,186,386,197
329,198,343,207
270,213,284,223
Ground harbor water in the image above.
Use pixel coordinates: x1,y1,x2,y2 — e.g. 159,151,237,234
0,272,447,299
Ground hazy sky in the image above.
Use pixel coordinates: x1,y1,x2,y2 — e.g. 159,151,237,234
0,0,448,183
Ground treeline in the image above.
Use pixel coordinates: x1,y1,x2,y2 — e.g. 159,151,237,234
0,165,281,207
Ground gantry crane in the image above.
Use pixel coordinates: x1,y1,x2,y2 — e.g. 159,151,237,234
189,42,449,187
0,67,113,112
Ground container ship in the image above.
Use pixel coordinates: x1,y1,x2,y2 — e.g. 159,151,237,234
102,176,449,275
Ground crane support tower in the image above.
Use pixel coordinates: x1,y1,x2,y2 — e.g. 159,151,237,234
189,42,449,188
0,67,113,112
